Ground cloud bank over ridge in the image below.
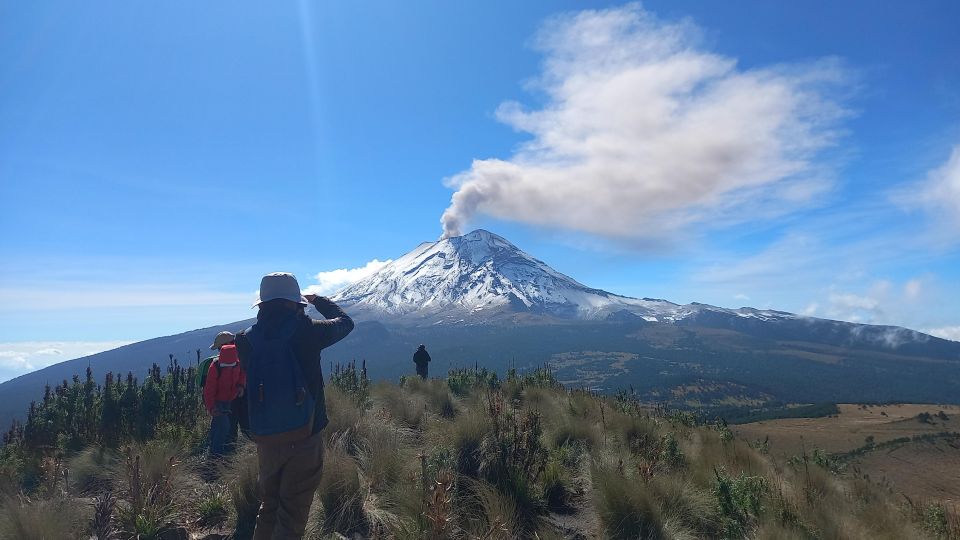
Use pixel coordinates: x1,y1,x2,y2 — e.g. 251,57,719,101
304,259,393,296
440,3,848,244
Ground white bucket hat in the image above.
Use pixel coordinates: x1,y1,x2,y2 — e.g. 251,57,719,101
253,272,308,308
210,331,236,350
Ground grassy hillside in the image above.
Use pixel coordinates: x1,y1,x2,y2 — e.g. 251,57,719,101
1,364,958,539
6,316,960,436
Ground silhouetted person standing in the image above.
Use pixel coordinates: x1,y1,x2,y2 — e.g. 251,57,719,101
413,344,431,379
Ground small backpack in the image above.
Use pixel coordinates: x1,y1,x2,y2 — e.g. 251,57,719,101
198,355,217,388
242,316,315,444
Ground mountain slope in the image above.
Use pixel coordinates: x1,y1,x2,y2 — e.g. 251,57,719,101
331,229,794,325
1,229,958,431
331,229,953,357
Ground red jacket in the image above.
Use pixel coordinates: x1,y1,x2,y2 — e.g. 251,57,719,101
203,344,246,414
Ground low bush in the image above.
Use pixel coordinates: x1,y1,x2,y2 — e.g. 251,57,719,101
113,443,188,540
713,467,767,538
447,366,499,397
194,484,229,528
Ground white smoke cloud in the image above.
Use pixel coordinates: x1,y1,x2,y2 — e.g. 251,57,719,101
440,3,847,242
304,259,392,296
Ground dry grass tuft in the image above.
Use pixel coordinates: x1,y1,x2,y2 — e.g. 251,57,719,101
0,495,91,540
317,435,366,536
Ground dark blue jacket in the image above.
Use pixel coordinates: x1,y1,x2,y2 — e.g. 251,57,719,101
236,296,354,434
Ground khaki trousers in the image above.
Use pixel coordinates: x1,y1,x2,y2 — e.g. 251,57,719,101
253,432,324,540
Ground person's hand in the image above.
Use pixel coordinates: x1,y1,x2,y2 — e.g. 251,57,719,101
237,387,245,398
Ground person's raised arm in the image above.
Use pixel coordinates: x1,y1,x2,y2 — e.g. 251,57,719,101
304,294,355,349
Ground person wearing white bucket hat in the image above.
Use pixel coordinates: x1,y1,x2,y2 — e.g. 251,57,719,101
252,272,310,308
236,272,354,540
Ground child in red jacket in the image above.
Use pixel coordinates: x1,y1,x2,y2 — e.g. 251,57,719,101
204,343,246,457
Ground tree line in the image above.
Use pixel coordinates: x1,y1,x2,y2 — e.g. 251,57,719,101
3,357,202,453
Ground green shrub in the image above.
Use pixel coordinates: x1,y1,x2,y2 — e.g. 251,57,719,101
713,467,767,538
507,365,561,390
923,503,949,538
194,485,229,528
113,442,192,540
447,366,499,396
479,391,548,533
330,360,370,405
660,432,685,470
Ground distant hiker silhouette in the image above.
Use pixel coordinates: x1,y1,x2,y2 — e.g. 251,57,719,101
413,344,431,379
236,272,354,540
202,331,245,458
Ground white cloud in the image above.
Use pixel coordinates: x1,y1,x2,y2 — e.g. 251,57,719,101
304,259,392,296
926,326,960,342
0,341,132,382
826,292,882,323
909,144,960,227
904,279,922,301
818,277,935,326
0,285,253,311
733,293,750,301
440,3,847,243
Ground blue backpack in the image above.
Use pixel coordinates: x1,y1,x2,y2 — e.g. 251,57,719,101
243,316,315,443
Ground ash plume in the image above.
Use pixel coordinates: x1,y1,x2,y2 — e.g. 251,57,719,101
440,3,847,242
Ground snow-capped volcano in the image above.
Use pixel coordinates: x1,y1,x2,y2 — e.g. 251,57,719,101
330,229,791,324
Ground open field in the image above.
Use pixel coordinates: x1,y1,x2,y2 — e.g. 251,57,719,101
856,438,960,513
734,403,960,455
736,403,960,515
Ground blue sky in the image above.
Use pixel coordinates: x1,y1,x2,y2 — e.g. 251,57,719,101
1,1,958,381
